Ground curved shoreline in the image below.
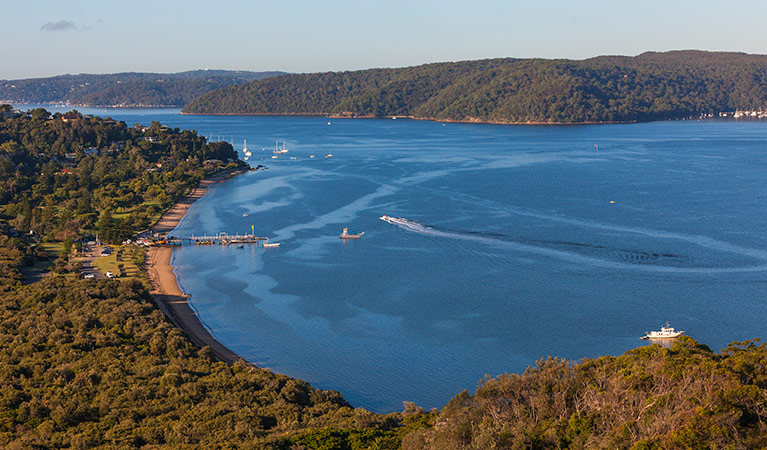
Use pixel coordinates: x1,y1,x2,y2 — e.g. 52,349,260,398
146,168,248,365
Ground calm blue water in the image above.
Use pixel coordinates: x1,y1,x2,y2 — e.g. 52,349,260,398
24,106,767,412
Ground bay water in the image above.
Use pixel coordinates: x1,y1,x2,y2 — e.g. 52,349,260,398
26,106,767,412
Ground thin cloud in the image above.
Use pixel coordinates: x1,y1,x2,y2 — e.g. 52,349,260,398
40,20,78,32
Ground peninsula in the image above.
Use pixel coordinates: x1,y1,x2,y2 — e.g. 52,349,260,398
183,50,767,124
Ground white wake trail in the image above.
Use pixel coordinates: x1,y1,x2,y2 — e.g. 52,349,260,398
379,216,767,274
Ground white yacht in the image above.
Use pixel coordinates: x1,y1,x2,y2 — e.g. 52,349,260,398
641,322,684,340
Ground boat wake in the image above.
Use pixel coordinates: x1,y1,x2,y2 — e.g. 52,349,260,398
378,215,767,274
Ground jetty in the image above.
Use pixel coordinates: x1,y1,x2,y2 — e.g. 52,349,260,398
147,232,272,246
189,233,269,246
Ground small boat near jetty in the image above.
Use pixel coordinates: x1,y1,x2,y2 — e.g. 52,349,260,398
641,321,684,340
263,242,280,248
339,227,364,239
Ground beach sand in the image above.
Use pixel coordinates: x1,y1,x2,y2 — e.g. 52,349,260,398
147,169,247,364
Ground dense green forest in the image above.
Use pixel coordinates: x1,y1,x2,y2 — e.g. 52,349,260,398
404,339,767,449
0,105,243,244
0,237,412,448
184,51,767,123
1,109,766,448
0,70,285,107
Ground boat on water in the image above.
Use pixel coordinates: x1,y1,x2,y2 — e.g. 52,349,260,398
243,139,252,157
340,227,364,239
379,215,406,225
273,140,289,155
263,242,280,248
641,321,684,340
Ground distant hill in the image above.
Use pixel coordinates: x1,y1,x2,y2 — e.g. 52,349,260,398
183,51,767,123
0,70,286,107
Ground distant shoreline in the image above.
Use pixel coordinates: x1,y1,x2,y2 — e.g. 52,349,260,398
146,168,249,365
179,110,637,125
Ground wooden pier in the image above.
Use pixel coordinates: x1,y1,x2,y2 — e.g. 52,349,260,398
149,231,274,246
187,233,270,246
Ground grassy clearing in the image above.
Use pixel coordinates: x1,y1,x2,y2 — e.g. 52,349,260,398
39,242,63,257
92,245,145,280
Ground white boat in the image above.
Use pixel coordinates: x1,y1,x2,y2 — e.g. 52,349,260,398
379,215,406,225
339,227,364,239
263,242,280,248
641,321,684,340
273,140,289,154
243,139,252,157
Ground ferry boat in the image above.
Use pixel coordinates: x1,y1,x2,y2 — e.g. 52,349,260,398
339,227,364,239
641,321,684,340
263,242,280,248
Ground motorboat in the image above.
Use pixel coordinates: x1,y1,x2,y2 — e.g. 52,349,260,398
339,227,364,239
641,321,684,340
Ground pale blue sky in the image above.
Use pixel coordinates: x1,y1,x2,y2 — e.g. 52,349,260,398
3,0,767,79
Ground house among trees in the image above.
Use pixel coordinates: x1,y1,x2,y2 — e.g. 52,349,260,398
61,112,81,122
84,147,99,157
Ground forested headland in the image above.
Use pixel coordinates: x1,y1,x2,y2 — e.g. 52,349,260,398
0,70,285,107
183,51,767,123
0,105,243,245
0,107,766,448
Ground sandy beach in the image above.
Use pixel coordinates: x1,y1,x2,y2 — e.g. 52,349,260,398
146,168,248,364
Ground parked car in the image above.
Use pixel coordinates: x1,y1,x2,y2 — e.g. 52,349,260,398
83,273,95,279
105,271,114,278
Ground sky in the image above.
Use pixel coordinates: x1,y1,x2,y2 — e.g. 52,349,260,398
3,0,767,79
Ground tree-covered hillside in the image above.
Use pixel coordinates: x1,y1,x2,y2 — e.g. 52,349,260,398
0,239,405,448
183,51,767,123
0,70,285,107
0,105,243,243
403,338,767,449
